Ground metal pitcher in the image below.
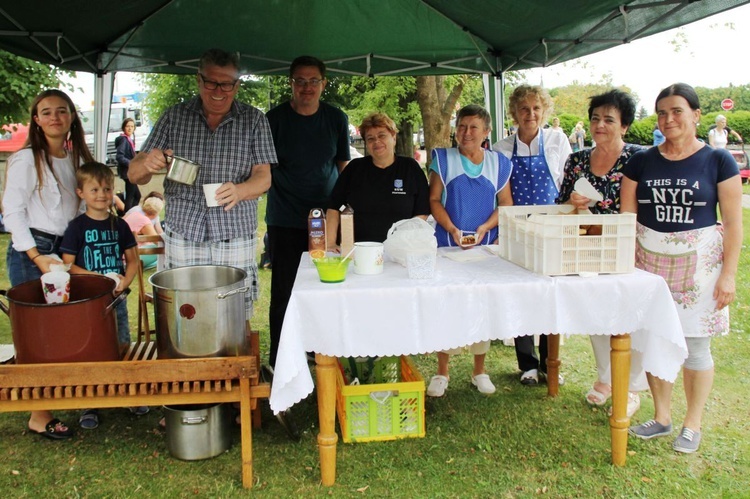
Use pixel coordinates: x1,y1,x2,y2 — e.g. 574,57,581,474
164,154,201,186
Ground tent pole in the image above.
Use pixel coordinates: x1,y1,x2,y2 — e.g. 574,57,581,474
482,71,505,145
93,72,115,163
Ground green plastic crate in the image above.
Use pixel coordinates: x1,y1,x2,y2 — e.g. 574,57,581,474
336,356,425,443
341,356,401,385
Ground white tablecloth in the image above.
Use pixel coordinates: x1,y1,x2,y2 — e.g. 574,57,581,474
270,247,686,413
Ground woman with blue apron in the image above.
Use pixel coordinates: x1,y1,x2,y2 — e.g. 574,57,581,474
425,104,513,398
493,84,572,386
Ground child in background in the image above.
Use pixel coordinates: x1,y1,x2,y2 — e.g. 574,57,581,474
60,162,146,428
124,196,165,270
125,191,165,234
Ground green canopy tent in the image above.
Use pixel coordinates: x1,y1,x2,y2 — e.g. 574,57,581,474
1,0,748,156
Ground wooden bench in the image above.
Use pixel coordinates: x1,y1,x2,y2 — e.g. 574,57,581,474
0,341,270,489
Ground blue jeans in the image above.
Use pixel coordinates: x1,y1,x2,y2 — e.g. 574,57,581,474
6,233,61,286
115,297,130,345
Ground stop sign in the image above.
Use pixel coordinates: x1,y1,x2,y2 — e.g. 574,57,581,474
721,98,734,111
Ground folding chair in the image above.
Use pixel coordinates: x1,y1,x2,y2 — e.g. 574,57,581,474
133,233,165,343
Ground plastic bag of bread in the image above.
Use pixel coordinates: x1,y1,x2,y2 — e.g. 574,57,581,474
383,217,438,267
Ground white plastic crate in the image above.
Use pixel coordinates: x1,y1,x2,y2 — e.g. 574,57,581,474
497,205,636,275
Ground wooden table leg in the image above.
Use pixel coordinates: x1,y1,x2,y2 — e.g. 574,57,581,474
546,334,561,397
239,377,253,488
609,334,631,466
315,353,338,486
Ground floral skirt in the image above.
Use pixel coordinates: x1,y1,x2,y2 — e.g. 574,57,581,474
635,223,728,338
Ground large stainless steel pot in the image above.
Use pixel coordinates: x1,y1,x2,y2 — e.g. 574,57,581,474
149,265,248,359
163,403,231,460
0,275,125,363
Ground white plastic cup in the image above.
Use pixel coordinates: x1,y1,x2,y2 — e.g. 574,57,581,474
105,272,121,287
40,271,71,304
353,242,384,275
406,249,436,279
202,183,223,207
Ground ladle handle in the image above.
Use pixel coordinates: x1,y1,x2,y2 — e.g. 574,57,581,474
0,290,9,316
104,288,131,316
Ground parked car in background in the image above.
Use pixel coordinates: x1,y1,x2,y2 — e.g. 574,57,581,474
0,124,28,153
730,148,749,183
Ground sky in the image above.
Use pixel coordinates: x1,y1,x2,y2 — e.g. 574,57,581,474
66,3,750,112
523,3,750,111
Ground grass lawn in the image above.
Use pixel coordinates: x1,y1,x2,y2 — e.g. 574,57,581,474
0,198,749,498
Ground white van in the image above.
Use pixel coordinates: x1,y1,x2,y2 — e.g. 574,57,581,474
80,102,150,165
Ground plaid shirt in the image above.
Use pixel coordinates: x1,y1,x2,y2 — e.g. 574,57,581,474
142,97,277,242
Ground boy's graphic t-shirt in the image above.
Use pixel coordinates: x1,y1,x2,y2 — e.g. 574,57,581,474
60,214,137,274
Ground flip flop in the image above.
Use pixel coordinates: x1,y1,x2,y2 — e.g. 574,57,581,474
585,385,611,406
30,418,74,440
79,410,100,430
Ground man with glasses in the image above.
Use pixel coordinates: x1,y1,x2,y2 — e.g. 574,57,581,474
128,48,276,330
265,55,351,369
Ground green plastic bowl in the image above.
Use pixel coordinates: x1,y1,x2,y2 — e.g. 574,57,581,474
313,257,351,283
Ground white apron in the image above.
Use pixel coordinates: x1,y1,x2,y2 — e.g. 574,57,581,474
635,223,728,338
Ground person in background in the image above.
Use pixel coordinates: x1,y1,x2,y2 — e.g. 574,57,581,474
568,122,586,152
124,196,165,270
61,162,144,428
125,191,165,234
708,116,743,145
653,124,666,146
622,83,742,454
128,48,275,339
265,55,350,369
2,89,94,440
493,84,571,386
426,104,513,398
326,112,429,246
550,116,564,135
556,89,648,417
115,117,141,211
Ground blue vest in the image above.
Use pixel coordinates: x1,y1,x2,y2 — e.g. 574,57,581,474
432,148,512,247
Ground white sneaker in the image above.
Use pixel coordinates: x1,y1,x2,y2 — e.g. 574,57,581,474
426,375,449,397
520,369,539,385
471,374,496,395
607,392,641,418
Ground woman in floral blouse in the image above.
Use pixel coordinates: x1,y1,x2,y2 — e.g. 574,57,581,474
557,89,647,417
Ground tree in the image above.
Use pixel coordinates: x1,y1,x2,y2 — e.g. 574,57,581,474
337,76,421,156
416,75,466,163
0,50,72,126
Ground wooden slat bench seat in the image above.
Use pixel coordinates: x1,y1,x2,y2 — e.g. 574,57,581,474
0,341,270,489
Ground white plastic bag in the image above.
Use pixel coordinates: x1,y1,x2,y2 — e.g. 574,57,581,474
383,217,437,266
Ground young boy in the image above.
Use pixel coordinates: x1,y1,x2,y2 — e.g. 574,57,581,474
60,162,144,428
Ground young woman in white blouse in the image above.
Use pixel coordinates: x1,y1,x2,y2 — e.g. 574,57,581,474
2,89,93,439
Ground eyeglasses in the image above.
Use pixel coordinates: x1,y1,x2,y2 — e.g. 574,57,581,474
291,78,324,88
199,73,238,92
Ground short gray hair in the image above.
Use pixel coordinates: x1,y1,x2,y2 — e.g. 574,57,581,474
456,104,492,131
199,48,240,74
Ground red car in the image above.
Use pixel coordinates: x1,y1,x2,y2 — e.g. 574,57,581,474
730,149,749,183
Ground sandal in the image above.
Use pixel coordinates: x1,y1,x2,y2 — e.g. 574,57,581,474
79,409,100,430
29,418,74,440
585,383,611,406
